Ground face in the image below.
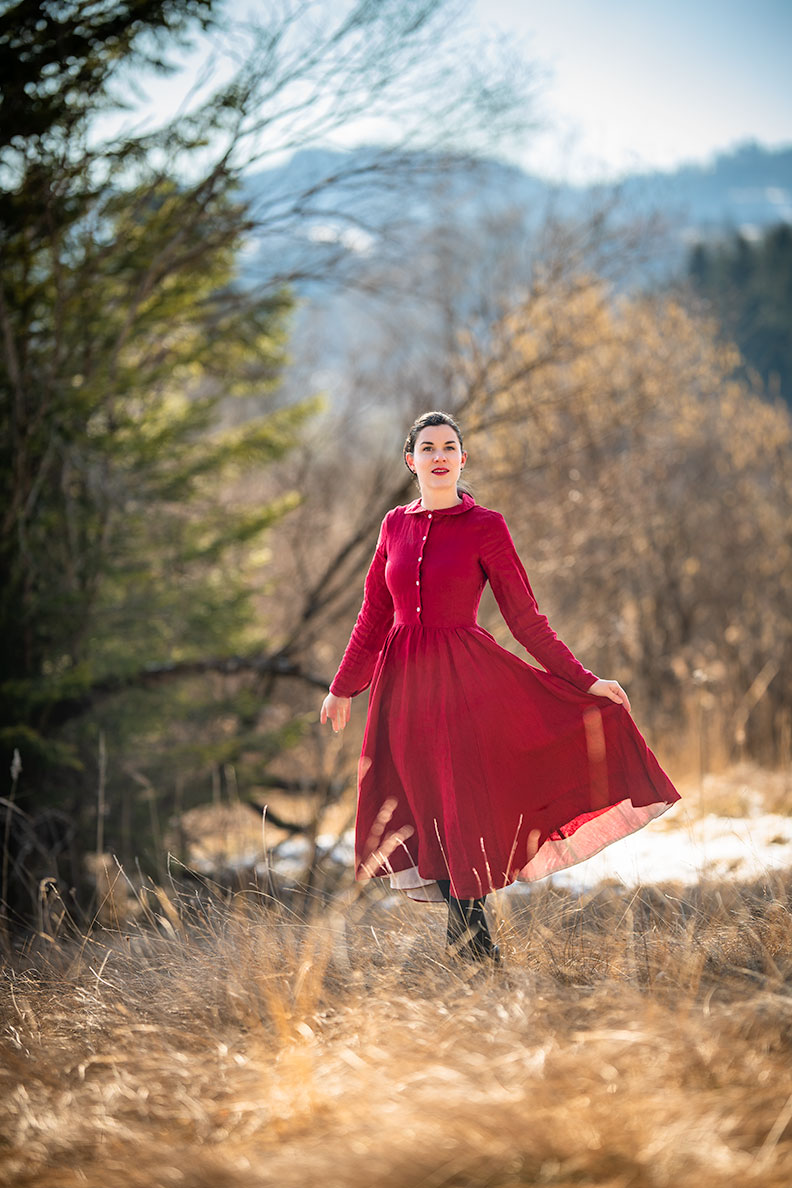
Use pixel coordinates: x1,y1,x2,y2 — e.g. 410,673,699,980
406,425,467,495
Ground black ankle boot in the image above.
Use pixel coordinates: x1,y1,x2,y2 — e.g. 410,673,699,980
436,879,501,964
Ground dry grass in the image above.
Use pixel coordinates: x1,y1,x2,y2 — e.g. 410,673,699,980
675,762,792,820
2,863,792,1188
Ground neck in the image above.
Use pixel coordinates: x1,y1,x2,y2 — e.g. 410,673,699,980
419,489,463,511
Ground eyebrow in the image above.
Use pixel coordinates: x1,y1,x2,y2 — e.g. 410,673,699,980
418,438,459,446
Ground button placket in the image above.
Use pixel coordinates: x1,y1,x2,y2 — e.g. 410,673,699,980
416,512,433,617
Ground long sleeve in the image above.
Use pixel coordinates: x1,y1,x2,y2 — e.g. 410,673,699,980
479,513,597,692
329,515,395,698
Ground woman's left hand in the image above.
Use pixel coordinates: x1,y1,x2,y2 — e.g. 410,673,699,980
587,678,631,714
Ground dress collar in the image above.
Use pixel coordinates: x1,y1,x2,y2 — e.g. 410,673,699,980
403,492,476,516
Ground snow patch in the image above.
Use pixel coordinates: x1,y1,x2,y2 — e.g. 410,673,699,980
536,804,792,892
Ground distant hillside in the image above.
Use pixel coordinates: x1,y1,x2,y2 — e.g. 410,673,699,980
239,141,792,410
241,140,792,293
612,141,792,251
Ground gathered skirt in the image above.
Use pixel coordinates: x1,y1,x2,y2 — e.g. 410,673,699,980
353,622,680,901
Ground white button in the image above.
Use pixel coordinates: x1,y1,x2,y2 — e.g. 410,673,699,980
418,555,423,561
416,606,420,612
422,535,427,540
428,513,432,519
415,580,419,585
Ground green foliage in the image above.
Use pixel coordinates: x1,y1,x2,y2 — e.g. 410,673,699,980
0,0,215,144
687,223,792,406
0,0,317,840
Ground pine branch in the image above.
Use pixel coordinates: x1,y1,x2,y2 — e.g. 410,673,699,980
45,654,331,727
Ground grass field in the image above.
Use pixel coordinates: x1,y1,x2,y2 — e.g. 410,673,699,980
2,771,792,1187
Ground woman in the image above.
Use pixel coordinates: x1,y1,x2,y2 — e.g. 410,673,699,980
321,410,680,963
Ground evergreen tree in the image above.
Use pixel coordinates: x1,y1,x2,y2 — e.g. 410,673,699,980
686,223,792,405
0,1,317,872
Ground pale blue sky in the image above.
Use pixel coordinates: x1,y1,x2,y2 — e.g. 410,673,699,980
474,0,792,180
118,0,792,183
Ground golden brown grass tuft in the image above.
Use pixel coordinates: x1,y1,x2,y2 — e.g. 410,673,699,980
3,868,792,1187
678,762,792,821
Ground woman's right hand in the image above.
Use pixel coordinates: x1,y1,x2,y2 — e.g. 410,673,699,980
320,691,351,733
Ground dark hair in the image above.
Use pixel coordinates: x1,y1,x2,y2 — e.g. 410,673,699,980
403,410,471,494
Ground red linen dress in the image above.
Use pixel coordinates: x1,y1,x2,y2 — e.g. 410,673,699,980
330,493,680,901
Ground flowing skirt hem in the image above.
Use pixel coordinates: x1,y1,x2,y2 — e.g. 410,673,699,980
377,795,677,902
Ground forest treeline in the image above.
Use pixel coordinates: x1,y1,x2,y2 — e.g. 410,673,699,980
687,222,792,407
1,0,790,929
